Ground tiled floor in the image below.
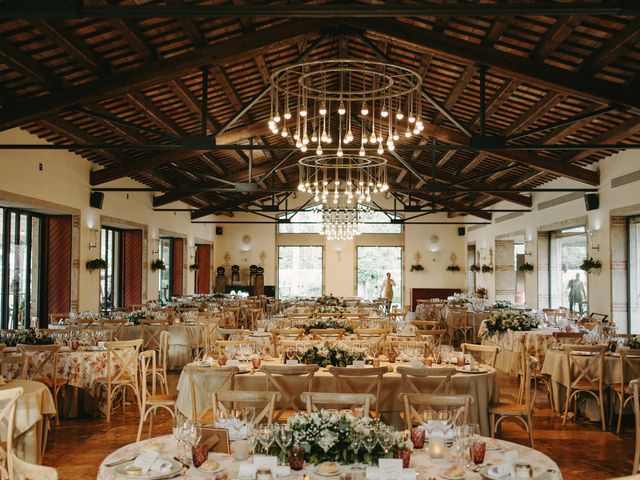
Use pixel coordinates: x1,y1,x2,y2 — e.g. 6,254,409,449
44,372,635,479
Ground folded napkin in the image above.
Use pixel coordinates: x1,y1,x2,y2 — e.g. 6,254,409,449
238,461,257,478
150,458,174,474
488,450,519,478
133,451,160,473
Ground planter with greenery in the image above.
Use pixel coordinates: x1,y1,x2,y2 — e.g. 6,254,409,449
410,264,425,272
518,262,534,273
85,258,108,271
580,257,602,273
446,265,461,272
189,263,200,271
469,264,480,273
151,259,166,271
481,264,493,274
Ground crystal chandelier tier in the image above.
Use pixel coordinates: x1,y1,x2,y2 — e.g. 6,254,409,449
313,203,372,241
268,59,424,156
298,154,388,206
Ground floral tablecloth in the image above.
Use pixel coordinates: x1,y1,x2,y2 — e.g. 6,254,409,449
480,328,559,375
97,434,561,480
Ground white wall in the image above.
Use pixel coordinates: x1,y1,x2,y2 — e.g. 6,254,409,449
466,148,640,327
0,128,215,312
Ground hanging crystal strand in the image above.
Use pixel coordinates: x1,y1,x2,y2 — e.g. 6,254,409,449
326,100,332,144
337,113,343,157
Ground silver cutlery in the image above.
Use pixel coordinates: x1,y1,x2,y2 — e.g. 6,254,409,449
105,456,136,468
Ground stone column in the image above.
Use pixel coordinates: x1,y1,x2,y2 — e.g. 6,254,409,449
537,232,549,308
495,239,515,302
611,216,628,331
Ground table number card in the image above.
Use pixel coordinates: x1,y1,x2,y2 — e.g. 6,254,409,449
227,359,240,366
378,458,403,480
285,359,299,365
351,360,366,367
253,455,278,470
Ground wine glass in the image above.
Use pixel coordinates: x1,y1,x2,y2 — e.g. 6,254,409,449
274,424,292,464
257,425,274,455
379,431,394,458
363,435,378,465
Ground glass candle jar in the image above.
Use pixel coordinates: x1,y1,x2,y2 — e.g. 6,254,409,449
288,446,305,471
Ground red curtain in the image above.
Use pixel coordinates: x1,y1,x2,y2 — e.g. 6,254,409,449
195,244,211,294
172,238,184,297
122,230,142,308
44,215,72,321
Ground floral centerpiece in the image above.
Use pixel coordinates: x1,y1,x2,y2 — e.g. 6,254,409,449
492,300,513,309
1,328,55,347
480,310,539,338
305,318,354,334
316,295,344,307
316,305,345,314
626,336,640,350
300,342,367,367
448,292,472,307
126,310,157,325
281,411,412,465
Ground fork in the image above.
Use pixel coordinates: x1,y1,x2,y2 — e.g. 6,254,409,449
104,456,136,468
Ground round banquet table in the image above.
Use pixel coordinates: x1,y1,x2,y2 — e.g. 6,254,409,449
0,379,56,464
175,360,499,436
97,434,561,480
481,328,559,375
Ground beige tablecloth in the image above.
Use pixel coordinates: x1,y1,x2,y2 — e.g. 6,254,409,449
175,361,499,436
97,434,561,480
541,348,626,420
0,380,56,464
482,328,558,375
119,324,201,369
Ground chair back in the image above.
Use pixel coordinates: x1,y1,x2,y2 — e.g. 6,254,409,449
396,365,456,395
184,365,239,422
218,328,245,341
461,343,500,367
631,379,640,474
104,339,143,386
140,320,168,350
16,344,61,385
212,390,279,426
563,344,607,391
259,364,319,422
100,319,127,340
416,329,447,347
301,391,375,417
355,328,389,340
400,393,473,429
328,366,387,412
11,450,58,480
139,350,160,403
618,348,640,392
0,387,24,479
309,329,345,341
411,320,439,330
553,332,584,345
271,329,304,356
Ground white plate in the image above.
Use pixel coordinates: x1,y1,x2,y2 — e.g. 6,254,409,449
455,366,489,374
441,471,466,480
196,464,225,475
113,458,183,479
479,465,511,479
314,465,341,477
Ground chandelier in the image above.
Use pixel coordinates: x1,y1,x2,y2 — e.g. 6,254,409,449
313,203,372,241
268,59,424,156
297,154,389,206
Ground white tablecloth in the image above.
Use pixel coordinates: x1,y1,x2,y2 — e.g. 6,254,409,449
97,434,562,480
0,379,56,464
481,328,559,374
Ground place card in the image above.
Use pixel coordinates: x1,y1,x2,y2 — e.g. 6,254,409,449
409,359,424,367
351,360,366,367
227,359,240,366
253,455,278,470
378,458,403,480
285,359,299,365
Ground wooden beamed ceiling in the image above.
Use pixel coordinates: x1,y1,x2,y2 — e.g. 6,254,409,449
0,4,638,219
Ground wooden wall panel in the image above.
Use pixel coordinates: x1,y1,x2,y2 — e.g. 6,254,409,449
45,215,72,318
196,244,211,294
122,229,142,308
172,238,184,297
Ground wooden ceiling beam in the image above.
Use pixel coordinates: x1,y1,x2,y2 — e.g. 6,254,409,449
0,36,62,89
536,104,607,144
467,79,520,130
126,92,183,137
349,19,640,111
580,19,640,74
169,78,217,133
503,92,564,137
0,19,327,131
532,16,581,59
434,64,477,124
459,152,488,175
170,0,205,47
403,190,492,221
436,150,456,168
96,0,156,61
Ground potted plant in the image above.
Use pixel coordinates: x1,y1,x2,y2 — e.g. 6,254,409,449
446,265,461,272
410,264,424,272
481,264,493,273
580,257,602,273
189,263,200,271
518,262,534,273
151,259,166,271
85,258,107,271
476,287,487,299
469,264,480,273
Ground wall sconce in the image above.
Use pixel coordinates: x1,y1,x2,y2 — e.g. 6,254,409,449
152,239,160,256
88,228,99,249
334,245,343,263
588,229,600,251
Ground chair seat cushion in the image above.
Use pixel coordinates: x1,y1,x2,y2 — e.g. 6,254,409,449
571,380,601,390
148,394,178,405
489,402,528,415
95,374,135,384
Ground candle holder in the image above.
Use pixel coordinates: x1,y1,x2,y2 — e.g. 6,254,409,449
288,446,305,470
192,442,209,468
410,427,425,449
429,437,445,459
394,449,412,468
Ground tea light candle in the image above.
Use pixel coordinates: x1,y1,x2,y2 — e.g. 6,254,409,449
429,437,445,459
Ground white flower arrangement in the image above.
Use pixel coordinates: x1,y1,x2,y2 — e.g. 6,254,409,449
480,310,539,338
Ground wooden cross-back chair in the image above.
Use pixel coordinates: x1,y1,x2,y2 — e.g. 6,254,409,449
137,349,177,441
99,319,128,340
0,386,23,480
309,328,345,341
271,329,305,357
388,340,429,358
630,379,640,474
552,331,584,346
247,308,263,330
562,344,607,431
17,344,68,425
461,343,500,367
184,365,238,423
415,329,447,347
411,320,440,330
198,319,220,357
328,366,387,418
259,364,319,422
223,307,241,328
11,451,58,480
212,390,280,427
355,328,389,341
301,391,376,417
448,308,472,344
610,348,640,433
142,330,169,394
96,339,143,423
400,393,474,429
397,365,457,395
140,319,168,350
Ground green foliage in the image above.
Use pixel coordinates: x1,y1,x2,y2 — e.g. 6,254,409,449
299,342,367,367
626,336,640,349
1,328,54,347
580,257,602,272
305,318,354,335
518,262,534,273
481,310,539,337
481,264,493,273
446,265,461,272
151,259,166,271
469,264,481,273
85,258,108,271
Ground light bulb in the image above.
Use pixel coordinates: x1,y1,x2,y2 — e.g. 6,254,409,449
311,132,318,142
404,128,412,138
268,119,275,128
413,127,420,135
321,131,328,142
300,108,307,117
369,132,376,143
338,101,346,115
274,113,281,123
393,129,399,141
271,128,278,134
316,146,323,155
381,106,389,118
376,142,384,154
359,146,366,156
361,103,369,116
281,127,289,137
298,183,304,191
295,139,302,148
326,134,332,143
284,110,291,120
293,132,300,140
362,135,368,145
396,111,404,120
408,115,416,123
301,145,307,152
418,123,425,131
319,104,327,116
302,133,309,145
337,147,343,157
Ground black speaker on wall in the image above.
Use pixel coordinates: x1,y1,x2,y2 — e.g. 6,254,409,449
458,227,465,236
215,226,223,235
89,191,104,209
584,193,599,211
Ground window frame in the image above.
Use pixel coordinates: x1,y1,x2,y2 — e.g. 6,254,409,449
276,245,324,299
